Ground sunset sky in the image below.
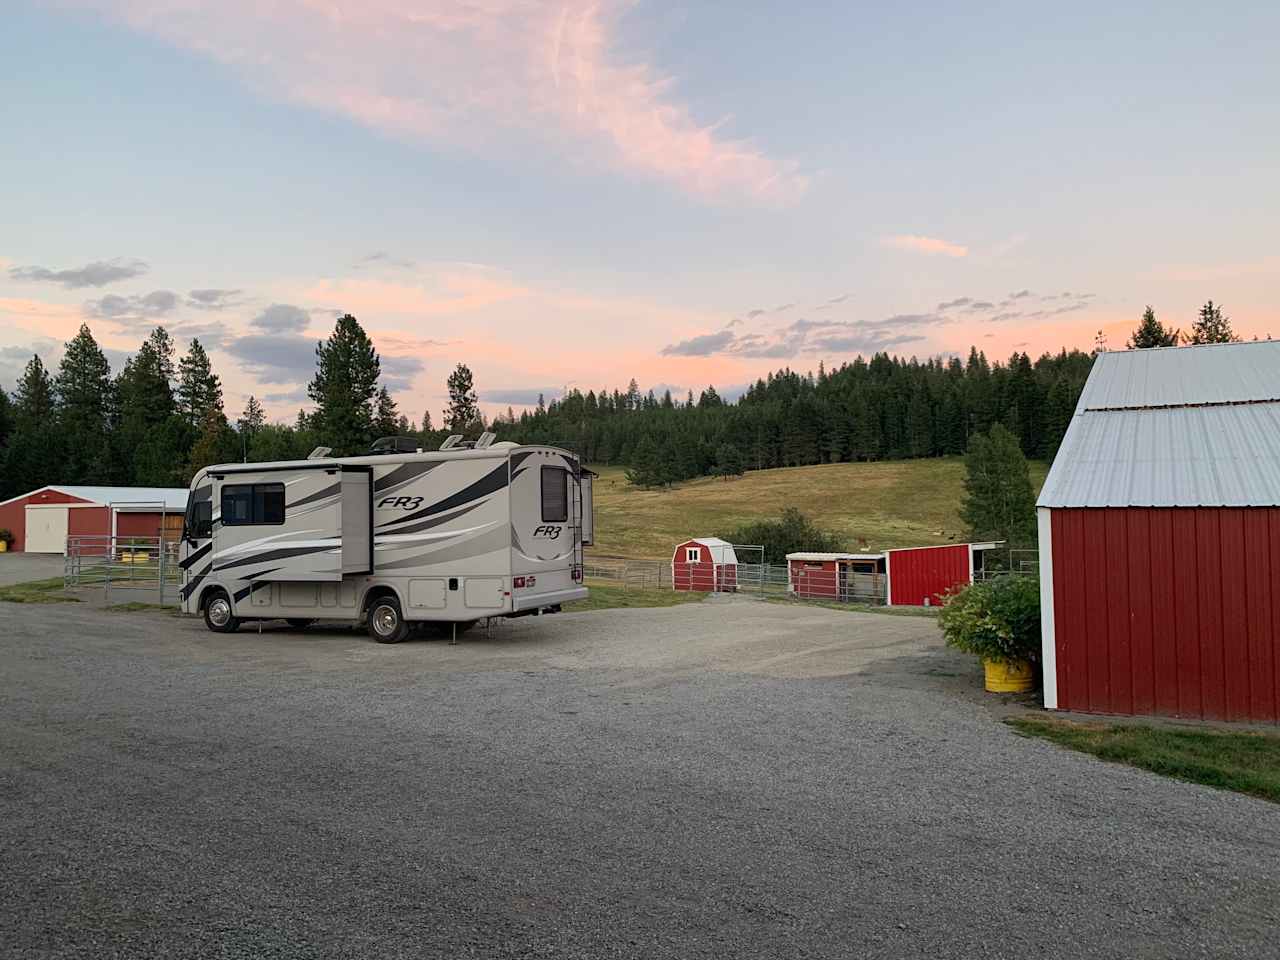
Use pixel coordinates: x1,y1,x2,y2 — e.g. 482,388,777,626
3,1,1277,422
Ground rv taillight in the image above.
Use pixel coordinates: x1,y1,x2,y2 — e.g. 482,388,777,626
572,566,583,583
514,576,526,588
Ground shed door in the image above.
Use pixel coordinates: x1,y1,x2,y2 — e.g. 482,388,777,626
25,505,69,553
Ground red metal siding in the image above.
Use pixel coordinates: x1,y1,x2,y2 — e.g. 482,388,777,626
888,545,971,606
0,489,92,551
673,541,734,592
1051,507,1280,723
790,559,839,598
116,512,165,538
673,541,708,591
68,507,111,538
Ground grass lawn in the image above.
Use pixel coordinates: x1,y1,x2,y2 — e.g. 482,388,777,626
563,580,706,612
1009,715,1280,804
0,577,82,604
588,458,1049,559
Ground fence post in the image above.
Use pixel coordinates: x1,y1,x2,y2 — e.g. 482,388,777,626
158,535,165,605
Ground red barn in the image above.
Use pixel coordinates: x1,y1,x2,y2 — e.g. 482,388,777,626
672,538,739,592
1039,341,1280,723
0,486,188,554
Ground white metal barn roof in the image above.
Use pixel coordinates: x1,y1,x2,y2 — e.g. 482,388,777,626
1038,341,1280,508
0,485,189,510
686,537,739,564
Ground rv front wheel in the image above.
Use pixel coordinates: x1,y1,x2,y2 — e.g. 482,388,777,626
367,596,409,644
203,590,240,634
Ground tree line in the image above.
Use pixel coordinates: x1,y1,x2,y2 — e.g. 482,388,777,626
0,300,1248,500
491,349,1096,487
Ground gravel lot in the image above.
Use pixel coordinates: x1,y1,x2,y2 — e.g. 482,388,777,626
2,596,1278,959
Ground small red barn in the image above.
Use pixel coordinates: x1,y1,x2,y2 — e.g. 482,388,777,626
0,486,188,554
672,538,739,592
1039,341,1280,724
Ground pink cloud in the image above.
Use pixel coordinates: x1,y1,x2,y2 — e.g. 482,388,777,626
882,234,969,258
302,271,531,319
78,1,805,203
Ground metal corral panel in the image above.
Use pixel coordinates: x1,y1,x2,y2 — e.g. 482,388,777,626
1078,340,1280,410
1050,507,1280,723
1040,402,1280,507
887,544,971,606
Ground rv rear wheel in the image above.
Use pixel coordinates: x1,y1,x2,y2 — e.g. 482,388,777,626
203,590,240,634
367,596,409,644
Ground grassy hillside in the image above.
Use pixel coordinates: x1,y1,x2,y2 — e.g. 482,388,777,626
588,458,1048,560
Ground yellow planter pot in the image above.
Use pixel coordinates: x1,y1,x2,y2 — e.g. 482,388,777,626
983,658,1034,693
0,540,7,553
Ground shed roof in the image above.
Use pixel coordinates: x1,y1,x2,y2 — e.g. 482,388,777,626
786,552,883,562
677,538,739,564
1039,341,1280,508
0,485,189,510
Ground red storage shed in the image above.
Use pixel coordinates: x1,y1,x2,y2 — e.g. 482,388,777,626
788,553,843,598
0,486,188,554
886,543,998,606
672,538,738,592
1038,341,1280,723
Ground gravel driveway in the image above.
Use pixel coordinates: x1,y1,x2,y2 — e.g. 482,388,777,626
2,597,1277,958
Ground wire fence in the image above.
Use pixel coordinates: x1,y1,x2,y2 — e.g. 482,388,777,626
585,546,1040,606
65,535,182,606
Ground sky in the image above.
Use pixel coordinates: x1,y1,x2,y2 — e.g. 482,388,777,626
3,1,1278,423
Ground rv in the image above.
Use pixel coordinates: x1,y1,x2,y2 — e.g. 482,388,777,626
178,435,593,642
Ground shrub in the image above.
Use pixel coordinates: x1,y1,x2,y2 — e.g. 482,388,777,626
939,575,1041,664
0,528,13,547
719,508,843,564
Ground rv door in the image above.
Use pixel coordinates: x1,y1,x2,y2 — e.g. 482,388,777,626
341,468,373,575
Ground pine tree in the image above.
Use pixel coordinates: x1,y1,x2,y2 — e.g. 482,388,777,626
714,442,745,479
1041,376,1075,461
625,436,660,488
4,356,63,495
113,327,184,485
1127,306,1178,349
176,339,223,428
308,314,381,455
55,324,113,484
444,364,480,432
239,396,266,433
1186,300,1237,344
0,390,12,453
187,408,239,480
960,423,1037,546
421,410,434,432
906,387,932,458
373,387,400,437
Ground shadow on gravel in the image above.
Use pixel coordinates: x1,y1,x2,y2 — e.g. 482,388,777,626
853,644,1044,716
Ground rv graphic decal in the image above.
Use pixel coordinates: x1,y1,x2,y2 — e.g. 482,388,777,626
532,525,562,540
377,496,425,511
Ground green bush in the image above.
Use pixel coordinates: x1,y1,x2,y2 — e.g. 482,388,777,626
719,507,843,564
938,575,1041,664
0,528,13,547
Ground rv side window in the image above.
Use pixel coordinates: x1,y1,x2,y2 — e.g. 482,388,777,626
187,500,212,539
540,466,568,523
221,483,286,525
